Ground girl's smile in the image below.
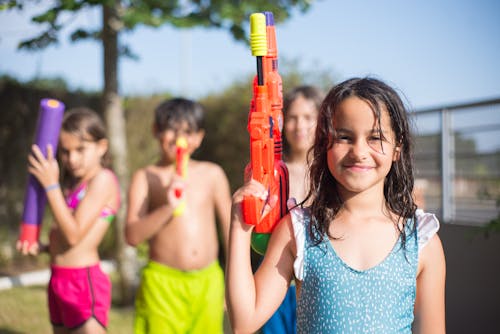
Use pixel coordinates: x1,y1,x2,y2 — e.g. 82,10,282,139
327,96,400,196
344,164,374,172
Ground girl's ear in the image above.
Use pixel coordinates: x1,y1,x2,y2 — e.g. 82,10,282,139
393,145,402,161
97,138,109,158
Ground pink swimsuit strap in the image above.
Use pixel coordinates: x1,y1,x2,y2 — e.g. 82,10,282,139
65,182,87,210
65,169,120,217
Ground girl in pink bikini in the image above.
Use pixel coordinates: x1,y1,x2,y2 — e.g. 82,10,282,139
18,107,120,334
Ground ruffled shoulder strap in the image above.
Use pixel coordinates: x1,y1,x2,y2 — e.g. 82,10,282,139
415,209,440,254
288,198,307,281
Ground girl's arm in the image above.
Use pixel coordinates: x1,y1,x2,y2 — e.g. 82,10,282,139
60,170,117,245
226,180,296,333
414,234,446,333
125,168,180,246
27,145,115,246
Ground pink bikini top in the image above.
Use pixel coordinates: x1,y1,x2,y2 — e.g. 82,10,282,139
65,169,120,223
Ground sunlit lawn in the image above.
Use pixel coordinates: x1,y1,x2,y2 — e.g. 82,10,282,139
0,284,134,334
0,281,233,334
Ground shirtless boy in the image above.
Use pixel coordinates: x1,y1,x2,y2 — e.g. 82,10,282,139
125,98,231,334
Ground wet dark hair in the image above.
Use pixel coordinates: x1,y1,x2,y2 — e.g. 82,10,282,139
154,97,205,133
60,107,110,182
305,77,416,246
282,85,325,158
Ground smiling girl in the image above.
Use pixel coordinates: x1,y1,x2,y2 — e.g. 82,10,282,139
226,77,446,334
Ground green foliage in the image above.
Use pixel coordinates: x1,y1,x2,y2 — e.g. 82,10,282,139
124,94,172,173
18,30,59,50
199,76,253,190
70,28,101,42
478,192,500,238
0,1,21,11
280,56,337,94
11,0,314,54
25,76,69,91
481,217,500,238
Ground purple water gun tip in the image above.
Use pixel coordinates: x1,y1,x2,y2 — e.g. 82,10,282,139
263,12,274,26
41,98,65,112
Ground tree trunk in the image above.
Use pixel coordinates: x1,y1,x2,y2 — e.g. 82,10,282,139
102,0,137,305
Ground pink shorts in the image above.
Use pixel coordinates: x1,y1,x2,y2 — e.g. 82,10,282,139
48,263,111,329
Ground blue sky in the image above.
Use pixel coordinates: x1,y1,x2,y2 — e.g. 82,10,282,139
1,0,499,110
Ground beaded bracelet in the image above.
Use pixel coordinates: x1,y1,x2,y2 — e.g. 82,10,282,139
45,183,60,192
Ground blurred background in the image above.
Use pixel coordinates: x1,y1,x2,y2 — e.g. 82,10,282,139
1,1,499,333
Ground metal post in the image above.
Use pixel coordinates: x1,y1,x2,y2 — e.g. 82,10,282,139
441,108,455,222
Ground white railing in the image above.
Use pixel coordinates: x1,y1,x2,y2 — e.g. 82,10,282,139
413,98,500,225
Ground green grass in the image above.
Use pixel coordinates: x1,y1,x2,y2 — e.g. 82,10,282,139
0,284,134,334
0,281,233,334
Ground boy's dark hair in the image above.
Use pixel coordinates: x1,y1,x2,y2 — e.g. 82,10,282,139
154,98,205,133
306,77,416,247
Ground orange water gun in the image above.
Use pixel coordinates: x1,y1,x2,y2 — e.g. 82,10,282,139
173,137,188,216
243,12,289,255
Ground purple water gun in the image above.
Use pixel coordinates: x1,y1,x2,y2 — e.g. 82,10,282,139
18,98,65,248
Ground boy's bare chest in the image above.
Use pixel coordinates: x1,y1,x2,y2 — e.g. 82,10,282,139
148,171,213,209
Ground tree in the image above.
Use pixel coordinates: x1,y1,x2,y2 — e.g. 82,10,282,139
6,0,314,304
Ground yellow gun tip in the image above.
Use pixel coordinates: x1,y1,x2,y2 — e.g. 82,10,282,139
250,13,267,57
176,137,188,148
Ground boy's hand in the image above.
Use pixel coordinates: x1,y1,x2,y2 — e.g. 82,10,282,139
27,144,60,188
167,175,186,213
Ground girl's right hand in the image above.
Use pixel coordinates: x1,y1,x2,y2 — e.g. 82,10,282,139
27,144,60,188
231,179,278,228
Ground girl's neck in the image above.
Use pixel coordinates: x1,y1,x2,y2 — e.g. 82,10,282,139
286,148,309,164
69,165,103,188
339,186,388,219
